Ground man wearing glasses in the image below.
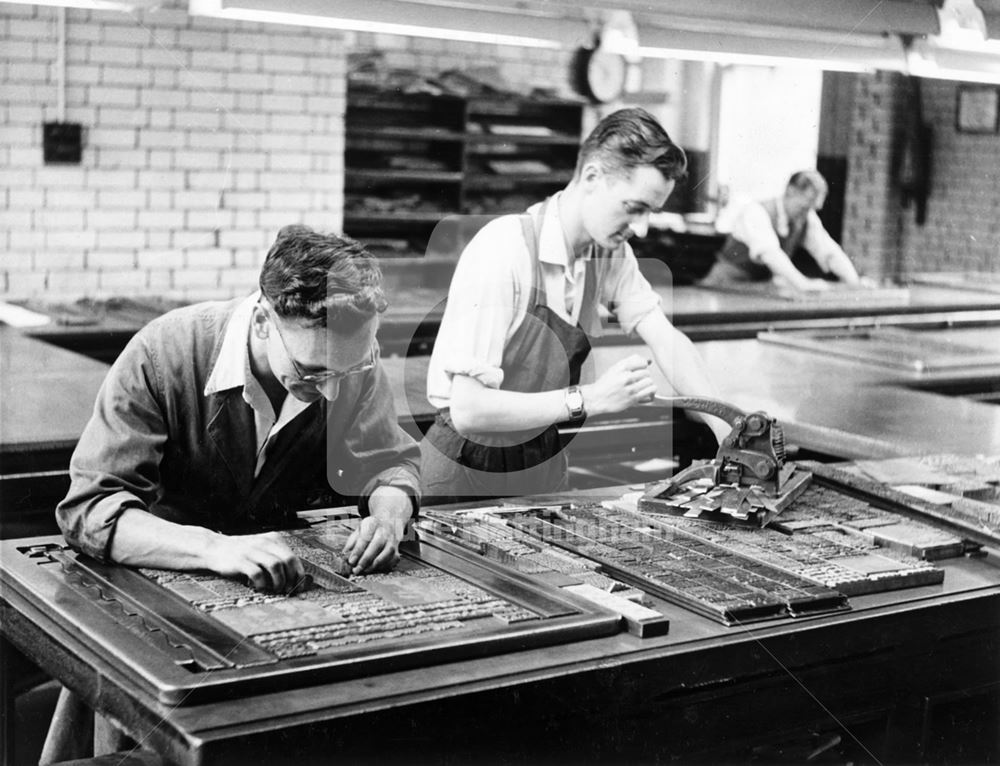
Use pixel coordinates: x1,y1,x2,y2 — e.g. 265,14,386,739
57,225,420,592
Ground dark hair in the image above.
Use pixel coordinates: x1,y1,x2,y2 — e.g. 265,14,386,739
575,107,687,182
787,170,828,196
258,224,387,332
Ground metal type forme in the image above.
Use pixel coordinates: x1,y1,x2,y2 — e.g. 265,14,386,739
417,512,667,636
0,523,621,706
497,504,850,626
421,481,954,627
804,460,999,549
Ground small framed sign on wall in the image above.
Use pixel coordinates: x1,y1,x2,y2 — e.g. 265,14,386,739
956,85,1000,134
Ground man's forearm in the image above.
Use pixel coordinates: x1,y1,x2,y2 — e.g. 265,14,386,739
109,507,219,570
368,485,415,538
450,376,568,433
824,249,860,283
759,249,811,290
637,313,730,444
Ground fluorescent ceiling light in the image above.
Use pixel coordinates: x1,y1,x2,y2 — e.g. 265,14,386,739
906,35,1000,84
635,46,872,74
191,0,588,49
191,0,1000,81
539,0,940,39
0,0,149,9
630,24,906,74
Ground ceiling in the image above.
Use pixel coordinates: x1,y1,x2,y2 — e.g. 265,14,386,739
186,0,1000,81
202,0,1000,42
7,0,1000,81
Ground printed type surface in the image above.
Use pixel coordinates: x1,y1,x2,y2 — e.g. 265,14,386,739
802,457,1000,548
644,484,951,593
422,479,956,626
141,523,562,659
2,520,618,704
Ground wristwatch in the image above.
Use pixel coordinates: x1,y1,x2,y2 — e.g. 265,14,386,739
564,385,586,421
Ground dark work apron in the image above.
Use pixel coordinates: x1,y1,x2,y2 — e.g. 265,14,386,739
701,198,809,284
421,200,596,504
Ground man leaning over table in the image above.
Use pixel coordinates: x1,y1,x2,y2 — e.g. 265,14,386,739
45,224,420,762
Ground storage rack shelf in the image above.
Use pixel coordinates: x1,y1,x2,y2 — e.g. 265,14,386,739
344,84,585,271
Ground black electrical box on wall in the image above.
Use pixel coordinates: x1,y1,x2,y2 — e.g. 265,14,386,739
43,122,82,164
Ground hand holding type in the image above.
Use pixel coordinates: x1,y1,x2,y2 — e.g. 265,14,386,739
208,531,306,594
342,515,403,575
582,354,657,417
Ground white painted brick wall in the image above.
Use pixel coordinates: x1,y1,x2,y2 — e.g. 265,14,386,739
1,0,348,301
9,3,992,303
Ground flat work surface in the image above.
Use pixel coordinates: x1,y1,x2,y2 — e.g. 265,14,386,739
4,319,1000,481
909,271,1000,294
757,326,1000,372
667,283,1000,323
700,343,1000,459
0,327,108,462
16,282,1000,351
427,333,1000,461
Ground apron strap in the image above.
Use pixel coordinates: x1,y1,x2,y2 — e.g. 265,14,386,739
519,200,549,303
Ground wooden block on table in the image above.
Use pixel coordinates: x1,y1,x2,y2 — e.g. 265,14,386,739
564,583,670,638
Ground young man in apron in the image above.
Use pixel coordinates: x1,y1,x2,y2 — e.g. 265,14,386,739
422,108,729,504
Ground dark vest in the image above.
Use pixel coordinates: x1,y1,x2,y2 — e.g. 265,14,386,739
713,198,808,282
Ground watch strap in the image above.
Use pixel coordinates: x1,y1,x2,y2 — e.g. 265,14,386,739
565,385,586,420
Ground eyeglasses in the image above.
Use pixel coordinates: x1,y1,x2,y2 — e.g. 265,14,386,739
264,306,378,385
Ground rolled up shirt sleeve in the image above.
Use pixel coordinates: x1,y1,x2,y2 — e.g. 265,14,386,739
803,209,846,271
426,216,526,409
599,244,663,336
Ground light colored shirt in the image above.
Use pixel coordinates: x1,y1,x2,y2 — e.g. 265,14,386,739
204,292,310,477
426,192,662,409
729,197,847,271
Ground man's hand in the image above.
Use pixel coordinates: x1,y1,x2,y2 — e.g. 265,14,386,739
802,278,832,292
206,531,306,594
858,276,879,289
582,355,656,417
342,485,412,575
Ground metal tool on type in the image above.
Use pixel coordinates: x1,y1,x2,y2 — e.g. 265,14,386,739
639,396,812,527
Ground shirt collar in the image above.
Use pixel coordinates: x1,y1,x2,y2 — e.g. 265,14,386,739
204,292,259,396
529,191,592,269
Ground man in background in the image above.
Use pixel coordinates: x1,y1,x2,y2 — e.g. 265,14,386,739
701,170,862,291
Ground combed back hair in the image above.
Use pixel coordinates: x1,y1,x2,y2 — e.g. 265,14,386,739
575,107,687,182
259,224,387,332
787,170,828,197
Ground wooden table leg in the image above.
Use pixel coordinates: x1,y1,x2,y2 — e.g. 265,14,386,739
0,636,16,766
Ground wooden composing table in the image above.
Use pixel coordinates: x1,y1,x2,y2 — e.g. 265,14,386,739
2,481,998,765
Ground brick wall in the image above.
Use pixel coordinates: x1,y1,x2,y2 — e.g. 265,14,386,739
842,71,1000,279
7,2,997,301
1,1,348,301
841,70,907,280
0,5,586,303
900,78,1000,274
